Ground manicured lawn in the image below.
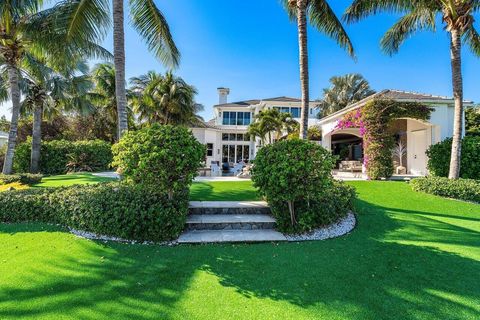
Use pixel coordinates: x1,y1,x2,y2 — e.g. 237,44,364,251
1,181,479,319
32,173,116,188
190,181,260,201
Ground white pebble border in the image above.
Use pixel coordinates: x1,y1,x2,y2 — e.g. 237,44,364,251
285,211,356,242
68,228,178,246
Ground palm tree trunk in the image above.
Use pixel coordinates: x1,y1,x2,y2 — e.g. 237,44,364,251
2,64,21,175
448,28,463,179
113,0,128,141
30,104,43,173
296,0,309,140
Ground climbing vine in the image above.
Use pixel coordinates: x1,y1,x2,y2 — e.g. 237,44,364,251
336,99,433,179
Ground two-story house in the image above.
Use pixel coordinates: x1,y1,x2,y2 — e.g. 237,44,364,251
191,88,319,166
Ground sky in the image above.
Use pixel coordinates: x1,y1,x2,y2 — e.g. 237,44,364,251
1,0,479,121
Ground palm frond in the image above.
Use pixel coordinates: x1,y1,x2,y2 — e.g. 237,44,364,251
344,0,416,23
309,0,355,57
129,0,180,68
463,25,480,56
380,7,436,55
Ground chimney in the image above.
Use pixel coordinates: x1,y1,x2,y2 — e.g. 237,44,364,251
217,87,230,104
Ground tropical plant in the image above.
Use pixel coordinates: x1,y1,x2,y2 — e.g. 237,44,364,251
130,71,203,126
20,58,94,173
248,108,299,145
0,0,110,174
318,73,375,117
344,0,480,179
466,106,480,136
282,0,354,139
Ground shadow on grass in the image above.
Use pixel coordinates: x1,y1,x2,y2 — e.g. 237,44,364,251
1,189,479,319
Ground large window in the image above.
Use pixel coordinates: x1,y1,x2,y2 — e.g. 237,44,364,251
222,144,250,164
206,143,213,157
273,106,301,118
222,111,252,125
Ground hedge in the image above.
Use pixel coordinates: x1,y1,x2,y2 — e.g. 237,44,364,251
0,182,189,241
426,136,480,180
411,176,480,203
14,139,112,174
0,173,43,185
252,139,356,234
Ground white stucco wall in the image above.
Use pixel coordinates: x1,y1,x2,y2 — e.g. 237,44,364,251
0,132,7,148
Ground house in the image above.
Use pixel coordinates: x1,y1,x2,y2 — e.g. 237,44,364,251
192,88,471,176
191,88,320,166
0,131,7,148
317,89,473,175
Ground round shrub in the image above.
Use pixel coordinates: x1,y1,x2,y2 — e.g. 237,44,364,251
426,136,480,180
251,139,356,234
112,125,205,199
0,182,189,241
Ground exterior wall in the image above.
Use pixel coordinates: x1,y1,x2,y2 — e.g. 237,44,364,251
0,133,7,148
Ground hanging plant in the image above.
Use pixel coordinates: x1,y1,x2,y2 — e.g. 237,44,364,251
335,99,433,179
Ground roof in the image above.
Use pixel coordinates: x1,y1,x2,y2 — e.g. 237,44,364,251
190,119,221,130
214,96,316,108
319,89,474,123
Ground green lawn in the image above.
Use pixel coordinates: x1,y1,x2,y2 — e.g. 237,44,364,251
1,181,479,319
190,181,260,201
33,173,115,188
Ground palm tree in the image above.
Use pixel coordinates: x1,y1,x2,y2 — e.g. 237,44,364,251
130,71,203,126
21,59,93,172
248,108,299,144
344,0,480,179
0,0,110,174
319,73,375,117
282,0,354,139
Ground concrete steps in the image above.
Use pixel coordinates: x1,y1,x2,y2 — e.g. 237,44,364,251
178,201,287,243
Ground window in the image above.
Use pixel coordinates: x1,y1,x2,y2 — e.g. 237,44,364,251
222,133,229,141
222,111,251,125
206,143,213,157
273,106,301,118
222,133,249,141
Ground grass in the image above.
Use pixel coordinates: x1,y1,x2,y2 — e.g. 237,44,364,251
32,173,116,188
190,181,260,201
1,181,479,319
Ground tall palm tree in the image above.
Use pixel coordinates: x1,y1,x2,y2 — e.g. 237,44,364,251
282,0,354,139
0,0,110,174
319,73,375,117
345,0,480,179
130,71,203,126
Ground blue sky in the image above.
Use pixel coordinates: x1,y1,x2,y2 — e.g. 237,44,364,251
1,0,479,121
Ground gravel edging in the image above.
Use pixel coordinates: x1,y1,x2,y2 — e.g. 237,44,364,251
285,211,356,241
68,228,178,246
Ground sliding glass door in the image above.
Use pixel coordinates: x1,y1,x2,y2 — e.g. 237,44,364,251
222,145,250,165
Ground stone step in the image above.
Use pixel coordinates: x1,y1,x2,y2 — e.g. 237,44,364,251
186,214,276,230
177,229,287,244
188,201,270,215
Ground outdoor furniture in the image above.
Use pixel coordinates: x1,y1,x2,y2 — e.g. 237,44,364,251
198,167,212,176
339,160,363,173
211,163,221,176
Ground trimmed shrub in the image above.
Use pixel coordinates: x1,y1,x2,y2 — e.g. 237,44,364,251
252,139,356,234
411,176,480,203
0,182,189,241
112,125,205,199
13,139,112,174
0,173,43,185
426,136,480,180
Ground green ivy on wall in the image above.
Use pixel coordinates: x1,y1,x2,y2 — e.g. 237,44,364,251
336,99,433,179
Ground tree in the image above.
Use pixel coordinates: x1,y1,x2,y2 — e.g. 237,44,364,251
282,0,354,139
130,71,203,126
466,106,480,136
318,73,375,117
345,0,480,179
0,0,110,174
248,108,298,145
20,59,93,172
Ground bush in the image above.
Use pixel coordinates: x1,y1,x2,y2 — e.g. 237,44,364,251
0,182,189,241
0,173,43,185
14,139,112,174
252,139,356,234
112,125,204,199
411,176,480,203
426,136,480,180
0,147,5,172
